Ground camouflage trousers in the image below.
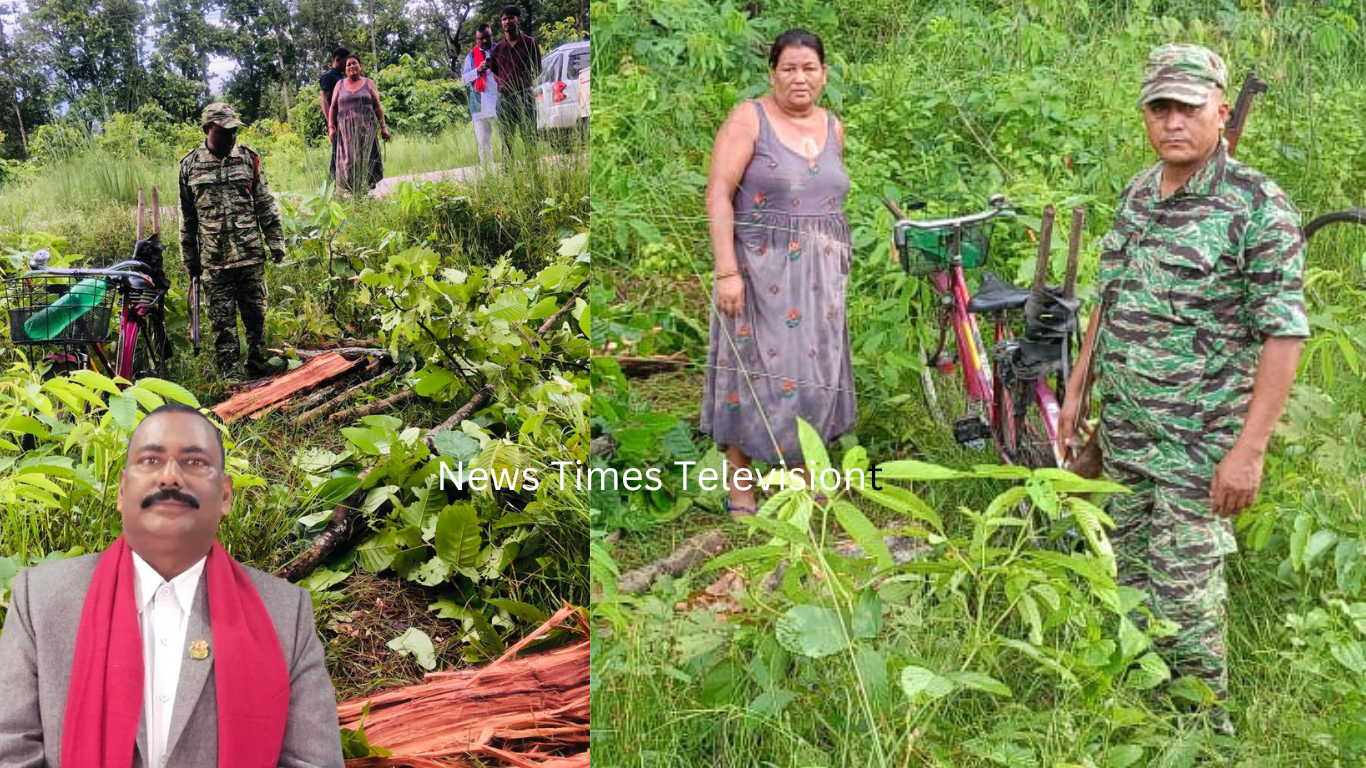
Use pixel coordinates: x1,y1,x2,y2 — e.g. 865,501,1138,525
204,263,268,371
1102,431,1237,701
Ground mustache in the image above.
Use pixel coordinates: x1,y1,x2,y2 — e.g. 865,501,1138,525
142,488,200,509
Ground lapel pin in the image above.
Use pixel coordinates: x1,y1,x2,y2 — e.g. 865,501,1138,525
189,640,210,660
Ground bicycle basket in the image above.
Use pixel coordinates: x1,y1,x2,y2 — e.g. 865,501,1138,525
899,223,992,275
4,274,115,345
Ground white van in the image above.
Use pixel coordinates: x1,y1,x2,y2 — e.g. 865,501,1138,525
535,40,590,131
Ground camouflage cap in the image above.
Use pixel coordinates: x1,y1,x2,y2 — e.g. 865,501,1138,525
1138,44,1228,107
201,102,244,129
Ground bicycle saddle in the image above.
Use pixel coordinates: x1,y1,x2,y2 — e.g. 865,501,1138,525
967,272,1034,313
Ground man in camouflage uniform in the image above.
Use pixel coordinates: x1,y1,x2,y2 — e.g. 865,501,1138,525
1061,45,1308,728
179,102,286,377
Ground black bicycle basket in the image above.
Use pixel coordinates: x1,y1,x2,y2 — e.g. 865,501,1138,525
4,274,116,345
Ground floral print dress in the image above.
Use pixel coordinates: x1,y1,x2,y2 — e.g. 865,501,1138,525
701,100,856,465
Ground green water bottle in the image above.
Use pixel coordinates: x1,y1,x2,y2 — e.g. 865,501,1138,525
24,277,107,342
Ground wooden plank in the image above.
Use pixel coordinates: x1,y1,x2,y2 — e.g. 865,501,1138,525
211,352,363,423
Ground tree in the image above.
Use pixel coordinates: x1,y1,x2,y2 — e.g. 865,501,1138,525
20,0,150,123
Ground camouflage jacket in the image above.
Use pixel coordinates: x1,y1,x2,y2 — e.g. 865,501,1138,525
1095,142,1309,456
178,143,285,273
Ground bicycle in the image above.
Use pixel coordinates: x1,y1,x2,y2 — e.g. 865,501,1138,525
887,195,1083,468
4,247,171,384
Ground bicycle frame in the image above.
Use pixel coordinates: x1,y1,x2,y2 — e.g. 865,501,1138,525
894,199,1075,468
25,259,162,386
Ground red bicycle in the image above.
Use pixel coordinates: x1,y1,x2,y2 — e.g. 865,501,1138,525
888,195,1083,468
5,247,170,383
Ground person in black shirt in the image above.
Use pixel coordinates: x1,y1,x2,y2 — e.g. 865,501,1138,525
319,47,350,180
488,5,541,158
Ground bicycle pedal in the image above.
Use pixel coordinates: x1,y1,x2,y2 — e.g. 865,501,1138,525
952,416,992,448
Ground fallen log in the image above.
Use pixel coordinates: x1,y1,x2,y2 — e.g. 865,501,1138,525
272,346,390,360
610,353,690,377
295,365,398,426
616,530,728,595
337,608,588,768
286,359,382,412
329,388,417,423
305,338,381,350
213,353,366,423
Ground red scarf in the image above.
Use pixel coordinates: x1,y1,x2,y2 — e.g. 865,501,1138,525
472,46,487,93
61,537,291,767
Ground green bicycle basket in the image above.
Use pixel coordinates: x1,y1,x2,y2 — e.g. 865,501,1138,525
899,223,992,275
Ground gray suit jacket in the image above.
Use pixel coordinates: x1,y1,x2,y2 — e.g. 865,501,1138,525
0,553,346,767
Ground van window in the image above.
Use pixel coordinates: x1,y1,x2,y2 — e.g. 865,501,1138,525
567,50,590,79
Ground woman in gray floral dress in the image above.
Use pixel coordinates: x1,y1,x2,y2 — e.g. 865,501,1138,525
701,29,856,515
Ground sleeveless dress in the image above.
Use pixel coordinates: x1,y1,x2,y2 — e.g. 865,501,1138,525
335,78,384,193
701,101,857,465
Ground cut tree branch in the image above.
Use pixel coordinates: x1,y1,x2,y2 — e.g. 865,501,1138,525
275,284,585,583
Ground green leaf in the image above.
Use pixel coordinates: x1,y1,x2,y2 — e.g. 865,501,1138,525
433,430,482,462
1290,513,1311,571
851,589,882,639
774,605,848,658
832,501,893,569
386,627,437,670
317,476,362,506
342,427,386,456
1117,616,1148,659
900,665,955,701
107,391,139,432
945,670,1012,697
1,414,50,438
796,418,831,476
299,566,351,592
133,378,199,406
356,529,398,572
428,595,476,620
1106,745,1145,768
701,544,785,572
487,598,548,624
435,504,482,569
485,291,528,323
876,460,965,481
414,366,457,398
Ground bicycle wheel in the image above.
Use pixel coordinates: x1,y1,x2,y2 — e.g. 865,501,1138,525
1304,208,1366,239
1303,208,1366,310
992,365,1057,469
915,294,992,451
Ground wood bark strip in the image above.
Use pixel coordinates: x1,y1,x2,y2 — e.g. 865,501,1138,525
285,360,381,412
617,529,728,595
334,609,589,767
212,353,366,423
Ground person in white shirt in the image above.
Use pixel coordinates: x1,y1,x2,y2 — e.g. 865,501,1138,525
0,403,345,767
462,23,500,165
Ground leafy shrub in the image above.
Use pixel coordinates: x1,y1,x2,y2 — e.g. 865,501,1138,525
372,55,466,137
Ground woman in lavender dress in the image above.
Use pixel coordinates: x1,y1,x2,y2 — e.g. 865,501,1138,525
328,54,391,194
702,29,856,515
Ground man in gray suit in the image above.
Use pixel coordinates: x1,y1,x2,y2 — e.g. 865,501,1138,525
0,403,345,767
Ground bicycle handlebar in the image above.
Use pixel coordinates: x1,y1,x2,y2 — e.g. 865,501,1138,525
889,194,1014,232
23,260,152,281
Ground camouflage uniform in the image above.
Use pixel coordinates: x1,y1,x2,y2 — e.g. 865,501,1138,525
1095,45,1310,702
179,102,286,373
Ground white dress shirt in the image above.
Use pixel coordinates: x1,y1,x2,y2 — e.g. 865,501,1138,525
132,553,206,767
